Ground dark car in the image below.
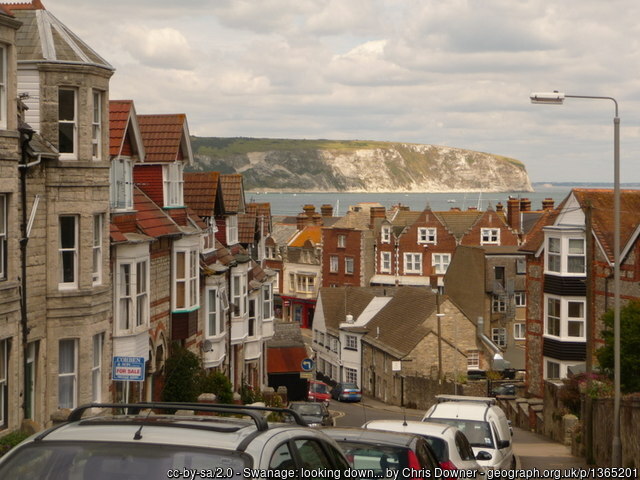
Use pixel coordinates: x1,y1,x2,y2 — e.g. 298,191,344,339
331,382,362,402
322,427,440,479
288,401,333,427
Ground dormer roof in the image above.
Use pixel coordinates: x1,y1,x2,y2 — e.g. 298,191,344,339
109,100,145,159
220,174,245,214
137,114,193,164
183,171,222,218
6,1,113,70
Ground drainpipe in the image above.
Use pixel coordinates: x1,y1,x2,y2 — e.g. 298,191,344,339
18,123,35,420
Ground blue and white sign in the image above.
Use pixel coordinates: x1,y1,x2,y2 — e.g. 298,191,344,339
301,358,314,372
112,356,145,382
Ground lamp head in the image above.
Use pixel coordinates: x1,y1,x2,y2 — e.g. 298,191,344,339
530,91,565,105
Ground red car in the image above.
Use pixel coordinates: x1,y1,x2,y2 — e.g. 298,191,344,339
308,380,331,403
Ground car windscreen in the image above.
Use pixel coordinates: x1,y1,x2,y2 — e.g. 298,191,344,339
337,441,409,475
292,404,324,415
423,419,494,449
0,441,249,479
311,383,328,394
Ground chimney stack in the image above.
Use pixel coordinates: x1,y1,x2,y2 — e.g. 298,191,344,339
303,204,316,217
507,197,521,232
520,198,531,212
542,198,555,210
321,204,333,217
369,206,386,228
296,213,306,231
495,202,504,212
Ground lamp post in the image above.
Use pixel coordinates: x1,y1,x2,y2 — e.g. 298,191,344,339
530,91,621,467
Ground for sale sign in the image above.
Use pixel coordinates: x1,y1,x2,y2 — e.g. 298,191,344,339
112,356,145,382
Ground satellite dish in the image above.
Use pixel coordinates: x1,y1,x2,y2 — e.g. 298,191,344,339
202,339,214,353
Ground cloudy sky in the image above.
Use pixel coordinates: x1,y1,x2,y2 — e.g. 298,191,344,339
44,0,640,183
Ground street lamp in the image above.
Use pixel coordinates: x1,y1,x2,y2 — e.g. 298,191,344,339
530,91,621,467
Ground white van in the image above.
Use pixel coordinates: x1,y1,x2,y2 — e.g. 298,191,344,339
422,395,515,470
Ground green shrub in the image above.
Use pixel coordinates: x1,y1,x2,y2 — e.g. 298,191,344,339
0,430,30,458
162,343,202,404
199,370,233,404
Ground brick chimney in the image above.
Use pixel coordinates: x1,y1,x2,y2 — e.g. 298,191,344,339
321,204,333,217
313,213,323,225
495,202,504,212
507,197,521,232
542,198,555,210
303,204,316,217
296,213,306,230
520,198,531,212
369,206,386,228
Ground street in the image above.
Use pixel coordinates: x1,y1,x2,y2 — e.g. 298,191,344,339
328,397,596,477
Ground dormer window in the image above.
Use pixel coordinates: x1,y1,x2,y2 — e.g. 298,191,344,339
163,163,184,207
381,225,391,244
226,215,238,245
110,157,133,210
58,88,77,159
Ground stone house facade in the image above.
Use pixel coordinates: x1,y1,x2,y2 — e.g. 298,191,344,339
1,1,115,428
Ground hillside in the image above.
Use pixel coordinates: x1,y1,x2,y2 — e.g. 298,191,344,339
189,137,533,193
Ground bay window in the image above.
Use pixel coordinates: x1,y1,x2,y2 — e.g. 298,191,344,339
545,295,585,340
116,257,149,334
58,339,77,409
59,215,78,289
92,90,102,160
263,283,273,320
545,230,585,276
58,88,77,158
206,287,223,337
92,333,103,402
231,273,247,317
173,245,199,312
92,214,103,285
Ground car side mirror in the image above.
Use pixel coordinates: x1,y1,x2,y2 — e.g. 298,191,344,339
476,451,492,461
498,440,510,449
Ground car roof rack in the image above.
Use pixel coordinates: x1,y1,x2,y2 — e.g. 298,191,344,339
434,395,496,406
66,402,307,432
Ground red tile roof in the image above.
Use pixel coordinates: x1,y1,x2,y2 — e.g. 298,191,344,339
573,189,640,262
137,114,188,163
247,202,271,235
220,174,244,213
183,171,220,217
133,187,182,238
109,100,133,157
238,212,257,244
109,222,128,244
267,346,309,373
2,1,44,12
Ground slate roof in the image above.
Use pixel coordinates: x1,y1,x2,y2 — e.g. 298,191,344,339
183,171,221,218
362,287,436,357
219,174,245,214
318,287,396,333
271,223,299,246
7,1,113,69
137,114,191,163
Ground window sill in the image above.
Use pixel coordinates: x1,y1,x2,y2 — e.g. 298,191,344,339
172,305,200,314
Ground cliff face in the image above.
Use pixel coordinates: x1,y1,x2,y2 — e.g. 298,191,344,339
189,138,533,192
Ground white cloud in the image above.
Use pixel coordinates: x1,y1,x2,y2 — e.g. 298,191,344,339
40,0,640,182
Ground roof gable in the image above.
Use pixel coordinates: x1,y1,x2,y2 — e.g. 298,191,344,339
219,174,245,214
109,100,145,159
183,171,222,218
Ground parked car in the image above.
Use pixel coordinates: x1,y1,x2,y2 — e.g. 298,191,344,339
308,379,331,403
0,402,350,479
288,401,332,427
362,419,484,473
422,395,515,470
322,427,441,479
331,382,362,402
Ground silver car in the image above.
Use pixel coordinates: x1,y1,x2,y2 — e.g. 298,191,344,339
0,402,350,479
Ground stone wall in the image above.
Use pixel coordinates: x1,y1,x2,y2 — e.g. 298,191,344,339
401,376,488,410
590,397,640,468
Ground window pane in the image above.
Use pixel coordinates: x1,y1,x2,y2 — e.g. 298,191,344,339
61,251,75,283
176,252,185,278
568,321,584,337
59,124,74,154
60,217,76,248
58,90,75,120
568,239,584,254
568,301,583,318
568,256,584,273
59,340,75,374
548,237,560,253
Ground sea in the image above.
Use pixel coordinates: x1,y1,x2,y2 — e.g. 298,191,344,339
246,184,627,217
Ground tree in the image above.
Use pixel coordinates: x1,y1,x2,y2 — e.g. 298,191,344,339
596,300,640,393
162,343,202,403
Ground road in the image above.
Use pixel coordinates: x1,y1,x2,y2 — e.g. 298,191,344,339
329,397,595,477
